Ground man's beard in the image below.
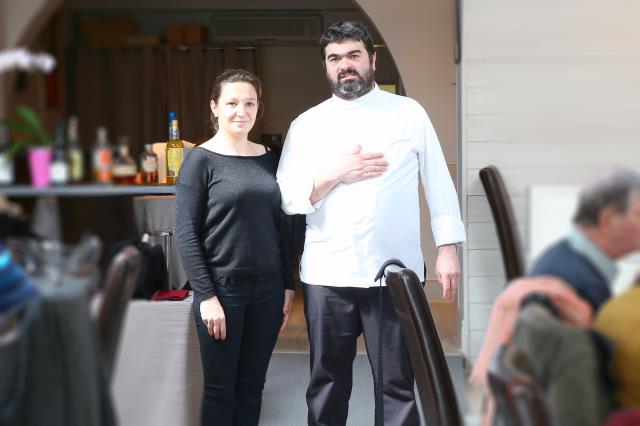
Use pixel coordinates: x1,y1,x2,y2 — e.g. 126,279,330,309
328,66,374,100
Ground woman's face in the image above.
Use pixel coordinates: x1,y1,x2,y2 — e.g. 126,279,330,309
210,81,258,138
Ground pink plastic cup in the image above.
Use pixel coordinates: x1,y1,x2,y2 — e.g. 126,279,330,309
28,147,52,188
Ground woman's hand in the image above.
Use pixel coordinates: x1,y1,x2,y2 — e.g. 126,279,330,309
280,289,295,333
200,296,226,340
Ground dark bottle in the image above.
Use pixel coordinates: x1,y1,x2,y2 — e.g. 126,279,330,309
112,136,137,185
50,121,69,185
140,144,159,184
0,125,13,185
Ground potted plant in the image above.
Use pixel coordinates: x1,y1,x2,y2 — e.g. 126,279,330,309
1,105,53,187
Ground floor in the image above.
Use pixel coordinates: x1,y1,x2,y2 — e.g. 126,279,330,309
272,280,481,424
274,282,462,355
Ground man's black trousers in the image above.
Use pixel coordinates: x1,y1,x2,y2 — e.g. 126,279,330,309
303,283,419,426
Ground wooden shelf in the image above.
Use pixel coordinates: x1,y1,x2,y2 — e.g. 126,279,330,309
0,184,176,197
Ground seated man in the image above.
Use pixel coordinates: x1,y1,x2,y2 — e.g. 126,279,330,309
594,280,640,408
529,168,640,310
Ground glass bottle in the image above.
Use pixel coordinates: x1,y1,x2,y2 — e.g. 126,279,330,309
67,116,84,183
92,126,112,183
112,136,137,185
165,111,183,185
140,144,158,184
50,120,69,185
0,125,13,185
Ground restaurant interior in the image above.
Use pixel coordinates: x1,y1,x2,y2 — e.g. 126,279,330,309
5,0,640,425
0,0,468,425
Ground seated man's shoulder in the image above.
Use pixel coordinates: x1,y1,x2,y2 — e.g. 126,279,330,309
531,240,599,280
530,239,610,309
530,240,576,268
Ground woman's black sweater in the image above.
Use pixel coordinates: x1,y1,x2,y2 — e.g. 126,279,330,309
176,147,294,301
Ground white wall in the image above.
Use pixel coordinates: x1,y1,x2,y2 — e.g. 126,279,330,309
461,0,640,357
4,0,61,47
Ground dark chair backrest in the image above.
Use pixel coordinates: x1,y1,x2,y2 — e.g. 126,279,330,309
386,267,463,426
487,344,552,426
96,244,141,378
479,165,525,281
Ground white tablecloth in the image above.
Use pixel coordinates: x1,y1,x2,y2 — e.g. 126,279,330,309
111,298,202,426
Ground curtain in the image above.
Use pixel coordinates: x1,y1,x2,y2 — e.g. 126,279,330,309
73,45,259,158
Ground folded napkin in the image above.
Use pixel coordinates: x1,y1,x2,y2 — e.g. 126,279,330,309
151,289,190,301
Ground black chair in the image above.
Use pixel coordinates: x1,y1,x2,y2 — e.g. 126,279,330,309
96,244,141,378
487,344,552,426
479,165,525,281
385,266,463,426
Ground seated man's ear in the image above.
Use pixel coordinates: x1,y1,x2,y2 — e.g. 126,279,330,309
598,205,618,229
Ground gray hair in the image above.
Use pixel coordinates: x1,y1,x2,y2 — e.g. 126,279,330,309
573,168,640,226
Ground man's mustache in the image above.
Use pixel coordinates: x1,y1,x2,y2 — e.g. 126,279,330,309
337,69,361,80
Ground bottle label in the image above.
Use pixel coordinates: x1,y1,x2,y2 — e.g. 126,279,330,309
51,162,69,183
0,155,13,184
93,148,112,183
141,157,158,173
166,148,183,177
94,148,112,170
112,165,137,177
69,151,83,181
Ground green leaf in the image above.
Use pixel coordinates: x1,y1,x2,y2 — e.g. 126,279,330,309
6,140,26,158
15,105,51,144
1,119,38,139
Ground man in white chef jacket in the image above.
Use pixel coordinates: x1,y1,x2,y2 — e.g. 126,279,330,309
277,21,466,426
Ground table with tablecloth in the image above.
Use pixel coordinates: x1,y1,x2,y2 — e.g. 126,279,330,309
111,297,202,426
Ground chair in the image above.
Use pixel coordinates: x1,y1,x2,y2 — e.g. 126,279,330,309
487,344,552,426
479,165,525,281
385,266,463,426
96,244,141,378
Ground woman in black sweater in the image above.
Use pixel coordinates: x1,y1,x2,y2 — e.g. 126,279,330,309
176,69,294,426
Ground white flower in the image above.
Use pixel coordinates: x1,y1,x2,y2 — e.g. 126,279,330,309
0,48,56,74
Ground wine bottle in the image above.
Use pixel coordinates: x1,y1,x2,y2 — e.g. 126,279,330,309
165,112,183,185
140,143,159,184
92,126,112,183
112,136,137,185
67,116,84,183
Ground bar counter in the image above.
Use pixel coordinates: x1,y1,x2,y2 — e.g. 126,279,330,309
0,184,176,197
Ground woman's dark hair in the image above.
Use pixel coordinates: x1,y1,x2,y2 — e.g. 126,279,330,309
210,68,262,132
319,21,375,63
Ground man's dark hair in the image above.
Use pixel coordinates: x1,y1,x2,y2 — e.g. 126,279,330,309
573,168,640,226
319,21,375,62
